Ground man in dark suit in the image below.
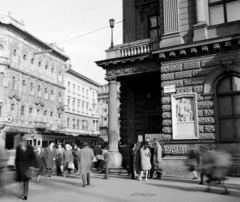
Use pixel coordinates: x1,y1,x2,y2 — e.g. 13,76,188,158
44,142,56,177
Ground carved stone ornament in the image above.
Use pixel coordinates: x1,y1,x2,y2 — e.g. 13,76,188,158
221,60,233,72
159,53,166,59
190,48,197,54
225,41,232,47
202,46,208,52
180,50,186,56
213,43,220,50
169,51,176,58
171,93,199,140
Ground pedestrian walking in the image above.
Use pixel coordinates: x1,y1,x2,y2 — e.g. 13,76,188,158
102,147,110,179
139,142,151,181
79,142,94,187
128,144,135,179
15,137,38,200
34,146,44,183
186,148,200,180
153,139,163,179
44,142,56,177
73,144,80,174
56,143,64,176
63,144,74,177
147,141,155,179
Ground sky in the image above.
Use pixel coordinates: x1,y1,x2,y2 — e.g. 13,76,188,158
0,0,123,85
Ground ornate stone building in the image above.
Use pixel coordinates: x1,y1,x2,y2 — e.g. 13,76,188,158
96,0,240,174
0,14,69,149
64,68,101,145
98,83,120,142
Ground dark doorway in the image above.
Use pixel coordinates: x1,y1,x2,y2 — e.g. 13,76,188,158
148,115,162,133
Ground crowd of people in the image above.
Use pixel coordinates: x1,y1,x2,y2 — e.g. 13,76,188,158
0,137,110,200
128,138,165,181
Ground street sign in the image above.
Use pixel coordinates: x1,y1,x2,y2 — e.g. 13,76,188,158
164,85,176,93
0,115,13,123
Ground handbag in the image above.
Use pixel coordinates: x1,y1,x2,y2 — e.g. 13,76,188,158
68,162,75,170
92,156,97,163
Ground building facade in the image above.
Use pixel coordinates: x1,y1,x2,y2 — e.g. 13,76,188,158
96,0,240,174
98,83,120,142
0,14,69,149
64,69,101,142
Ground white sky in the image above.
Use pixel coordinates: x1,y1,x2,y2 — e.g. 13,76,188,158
0,0,123,85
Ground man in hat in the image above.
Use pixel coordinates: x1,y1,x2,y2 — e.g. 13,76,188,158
44,142,56,177
55,143,64,176
79,142,94,187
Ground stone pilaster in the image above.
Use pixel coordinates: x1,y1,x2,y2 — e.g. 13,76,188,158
193,0,208,41
160,0,183,47
108,78,122,168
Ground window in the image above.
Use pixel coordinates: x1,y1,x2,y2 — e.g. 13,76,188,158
22,80,26,93
67,118,70,127
50,112,53,124
148,15,160,39
13,49,17,56
73,99,75,111
12,77,16,90
86,104,88,115
77,101,80,111
43,110,47,122
23,54,26,60
82,103,84,114
29,108,32,121
51,90,54,101
38,61,41,67
45,64,48,72
68,82,71,90
73,119,75,128
78,86,80,94
73,84,75,93
86,90,88,98
31,58,34,65
209,0,240,25
45,88,48,99
82,88,84,97
21,106,24,119
217,75,240,139
51,67,54,78
58,71,62,82
30,83,34,95
38,85,41,97
77,119,80,129
68,99,70,108
58,92,62,102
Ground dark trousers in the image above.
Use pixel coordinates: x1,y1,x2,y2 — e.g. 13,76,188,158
104,162,109,179
56,167,62,176
82,173,90,186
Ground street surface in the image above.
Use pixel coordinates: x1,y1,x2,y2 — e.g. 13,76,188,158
1,171,240,202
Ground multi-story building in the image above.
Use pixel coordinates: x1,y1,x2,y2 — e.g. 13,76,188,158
96,0,240,174
98,83,120,142
0,14,69,149
64,68,101,142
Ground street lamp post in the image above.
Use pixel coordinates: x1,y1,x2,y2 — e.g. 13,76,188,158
109,19,115,49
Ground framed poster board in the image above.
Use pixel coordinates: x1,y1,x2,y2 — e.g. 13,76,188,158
171,93,199,140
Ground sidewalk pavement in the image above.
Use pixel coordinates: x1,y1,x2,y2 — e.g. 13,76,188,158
1,171,239,202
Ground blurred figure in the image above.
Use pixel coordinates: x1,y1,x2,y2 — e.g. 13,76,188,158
73,144,80,174
79,142,94,187
187,148,200,179
153,139,163,179
34,146,44,183
15,137,37,200
102,146,110,179
139,142,151,181
56,143,64,176
63,144,74,177
0,137,8,196
94,144,102,171
147,141,155,179
44,142,56,177
204,147,232,195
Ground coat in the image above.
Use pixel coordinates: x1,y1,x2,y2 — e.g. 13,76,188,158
55,148,65,167
153,142,163,172
35,150,44,175
15,145,37,182
134,149,141,172
140,147,151,171
79,146,94,174
63,150,74,170
44,147,56,168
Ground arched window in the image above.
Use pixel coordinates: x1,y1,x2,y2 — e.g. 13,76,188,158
12,77,16,90
31,58,34,65
43,110,47,122
67,117,70,127
51,90,54,101
22,80,26,92
217,75,240,139
73,118,75,128
45,88,48,99
50,112,53,124
21,106,24,119
77,119,80,129
38,85,41,97
29,108,32,121
13,49,17,56
30,83,34,95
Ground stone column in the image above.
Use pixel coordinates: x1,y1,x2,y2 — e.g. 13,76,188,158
160,0,183,47
108,78,122,168
193,0,208,41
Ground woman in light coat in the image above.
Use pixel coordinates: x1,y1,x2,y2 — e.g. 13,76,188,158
63,144,74,177
139,142,151,181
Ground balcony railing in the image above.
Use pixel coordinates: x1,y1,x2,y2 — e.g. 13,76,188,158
106,38,153,59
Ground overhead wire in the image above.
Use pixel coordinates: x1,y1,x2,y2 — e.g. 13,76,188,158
58,20,122,45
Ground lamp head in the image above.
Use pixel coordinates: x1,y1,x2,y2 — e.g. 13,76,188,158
109,19,115,28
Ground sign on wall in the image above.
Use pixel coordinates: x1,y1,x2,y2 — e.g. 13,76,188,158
171,93,199,140
164,85,176,93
